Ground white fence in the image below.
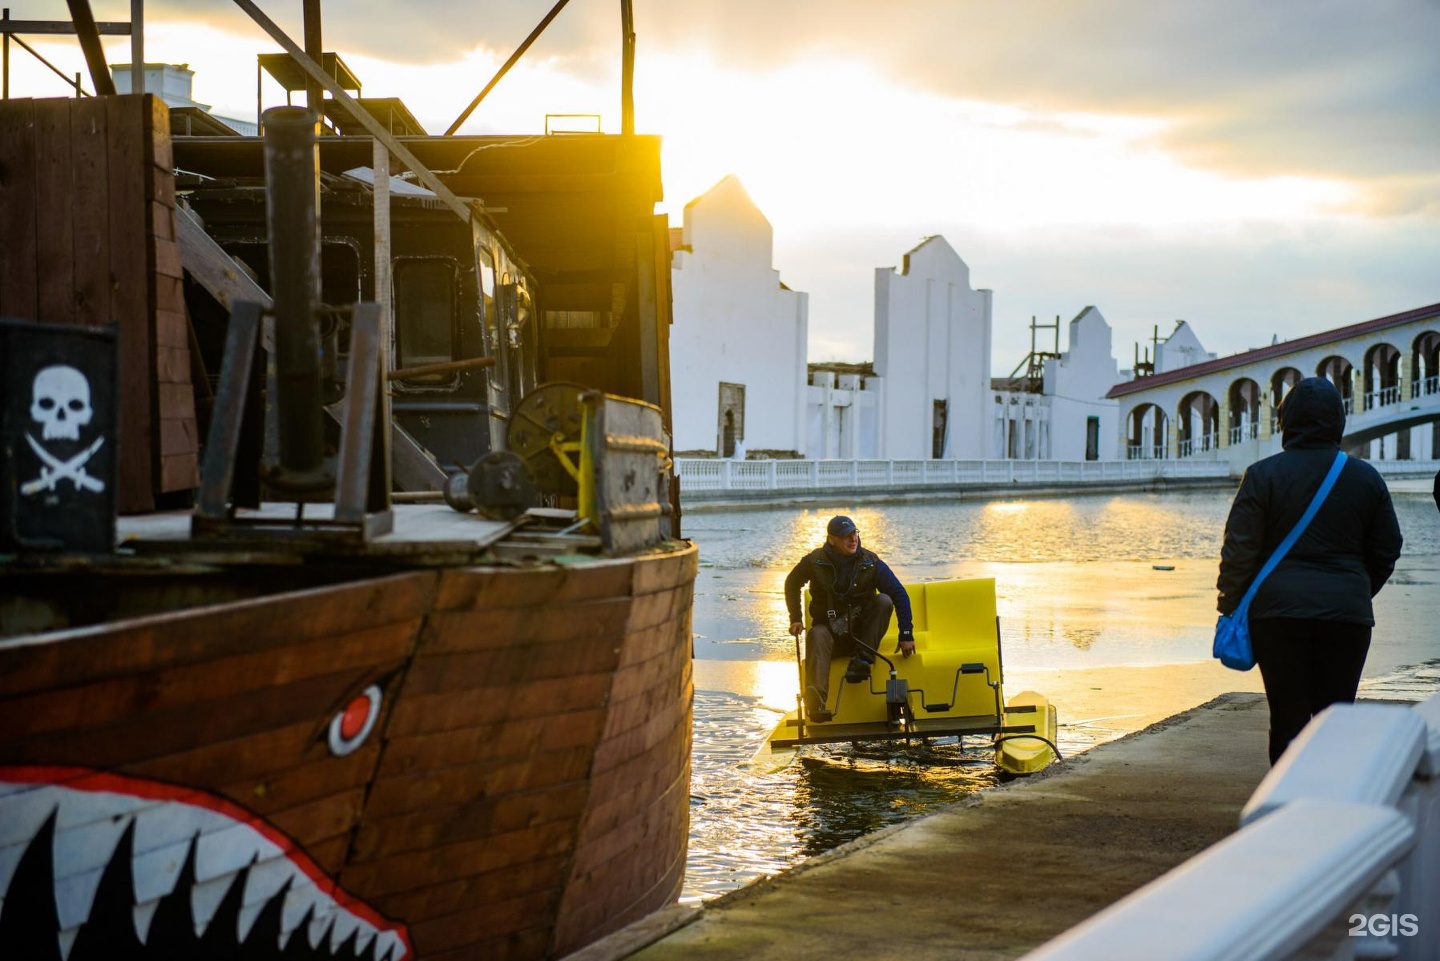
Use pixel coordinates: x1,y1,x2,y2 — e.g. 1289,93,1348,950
674,458,1233,494
1024,695,1440,961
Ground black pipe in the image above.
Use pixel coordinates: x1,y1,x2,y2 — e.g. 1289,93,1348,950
262,105,326,479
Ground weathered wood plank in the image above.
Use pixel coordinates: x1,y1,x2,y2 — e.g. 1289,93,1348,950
69,98,111,329
157,416,200,455
632,543,697,596
102,95,156,511
378,709,609,778
351,781,588,863
0,98,39,318
338,819,576,900
158,453,199,491
410,891,559,955
416,597,632,656
402,631,626,696
432,561,633,613
33,99,75,325
157,381,197,419
364,745,594,818
154,308,189,348
155,236,183,278
222,740,382,815
426,927,551,961
0,619,418,740
265,786,368,848
385,672,613,738
374,856,568,931
0,571,437,697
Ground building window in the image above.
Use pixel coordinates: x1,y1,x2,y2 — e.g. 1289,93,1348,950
932,400,948,459
1085,416,1100,461
718,383,745,457
394,258,458,384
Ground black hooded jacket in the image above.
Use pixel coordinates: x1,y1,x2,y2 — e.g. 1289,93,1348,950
1217,377,1402,624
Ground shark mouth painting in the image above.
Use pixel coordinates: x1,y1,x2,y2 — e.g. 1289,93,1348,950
0,767,411,961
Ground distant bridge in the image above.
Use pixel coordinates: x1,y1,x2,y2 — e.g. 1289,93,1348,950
1108,302,1440,469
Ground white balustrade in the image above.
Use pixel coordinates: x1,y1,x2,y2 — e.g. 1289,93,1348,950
673,458,1232,494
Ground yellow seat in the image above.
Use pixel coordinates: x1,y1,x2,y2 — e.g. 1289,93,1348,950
816,577,1002,724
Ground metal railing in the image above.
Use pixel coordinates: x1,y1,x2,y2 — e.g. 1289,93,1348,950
675,458,1231,493
1024,694,1440,961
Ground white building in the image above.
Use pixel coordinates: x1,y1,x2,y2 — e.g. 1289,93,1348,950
806,363,880,459
1155,320,1216,373
990,307,1122,460
669,176,809,457
874,237,993,459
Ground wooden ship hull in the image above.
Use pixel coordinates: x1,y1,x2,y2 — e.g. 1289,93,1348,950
0,3,693,958
0,539,696,960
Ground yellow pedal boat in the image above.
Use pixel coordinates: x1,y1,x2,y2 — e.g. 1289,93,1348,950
764,577,1060,775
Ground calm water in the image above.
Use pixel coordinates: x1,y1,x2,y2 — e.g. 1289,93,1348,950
681,488,1440,902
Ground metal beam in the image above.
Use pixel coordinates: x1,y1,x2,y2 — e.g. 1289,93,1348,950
64,0,116,95
230,0,474,225
443,0,571,136
0,18,131,34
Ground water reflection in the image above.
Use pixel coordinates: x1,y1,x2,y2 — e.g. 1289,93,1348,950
683,489,1440,903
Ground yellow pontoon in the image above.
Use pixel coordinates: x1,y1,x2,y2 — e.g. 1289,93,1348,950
766,577,1059,775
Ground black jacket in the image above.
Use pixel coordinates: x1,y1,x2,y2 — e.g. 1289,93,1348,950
1218,377,1402,624
785,545,914,632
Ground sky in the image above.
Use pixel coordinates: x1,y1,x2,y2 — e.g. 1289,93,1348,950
11,0,1440,373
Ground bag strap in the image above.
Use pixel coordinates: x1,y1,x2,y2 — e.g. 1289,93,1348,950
1237,450,1348,612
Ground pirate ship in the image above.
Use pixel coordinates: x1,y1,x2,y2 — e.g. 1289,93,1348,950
0,3,691,959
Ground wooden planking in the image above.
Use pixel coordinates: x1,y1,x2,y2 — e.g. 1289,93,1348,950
428,928,551,961
222,740,384,815
431,559,634,613
410,890,560,956
338,818,577,900
412,596,632,657
375,856,569,933
0,571,438,697
631,543,698,597
0,99,39,316
386,672,613,738
401,627,627,697
0,619,418,739
363,745,594,819
0,665,404,770
33,100,75,325
378,708,609,778
350,780,589,863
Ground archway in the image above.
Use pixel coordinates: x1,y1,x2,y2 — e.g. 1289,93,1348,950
1127,404,1168,459
1176,390,1219,457
1362,342,1401,410
1228,377,1260,443
1412,331,1440,399
1316,356,1355,412
1270,368,1301,434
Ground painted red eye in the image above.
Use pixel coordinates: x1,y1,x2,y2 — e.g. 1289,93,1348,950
328,685,382,756
339,695,371,740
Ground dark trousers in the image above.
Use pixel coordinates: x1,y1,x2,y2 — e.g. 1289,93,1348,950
805,593,894,702
1253,617,1371,765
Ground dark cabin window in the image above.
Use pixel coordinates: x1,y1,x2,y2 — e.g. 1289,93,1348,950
394,259,457,384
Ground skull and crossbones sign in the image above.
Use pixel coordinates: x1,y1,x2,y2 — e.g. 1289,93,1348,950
20,365,106,496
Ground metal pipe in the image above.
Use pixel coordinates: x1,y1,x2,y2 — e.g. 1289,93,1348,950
262,105,325,477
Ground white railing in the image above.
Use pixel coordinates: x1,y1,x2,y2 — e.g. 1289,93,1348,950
1229,423,1259,445
675,458,1232,493
1024,694,1440,961
1412,375,1439,399
1365,386,1403,411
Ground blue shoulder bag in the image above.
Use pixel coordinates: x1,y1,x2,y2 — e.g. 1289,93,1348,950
1213,451,1347,671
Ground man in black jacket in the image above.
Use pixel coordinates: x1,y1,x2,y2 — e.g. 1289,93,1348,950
1218,377,1403,763
785,515,914,721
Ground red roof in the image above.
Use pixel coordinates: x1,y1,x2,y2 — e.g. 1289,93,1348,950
1107,302,1440,398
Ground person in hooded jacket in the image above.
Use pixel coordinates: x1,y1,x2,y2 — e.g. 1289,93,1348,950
785,515,914,722
1218,376,1403,764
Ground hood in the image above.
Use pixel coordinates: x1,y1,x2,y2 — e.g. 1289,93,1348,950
1278,377,1345,449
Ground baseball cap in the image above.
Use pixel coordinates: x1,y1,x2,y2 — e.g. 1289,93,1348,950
827,515,858,537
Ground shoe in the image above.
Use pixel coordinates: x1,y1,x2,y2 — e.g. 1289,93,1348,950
844,656,872,684
804,686,833,722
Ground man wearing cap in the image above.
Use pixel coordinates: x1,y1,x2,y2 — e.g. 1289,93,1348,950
784,515,915,722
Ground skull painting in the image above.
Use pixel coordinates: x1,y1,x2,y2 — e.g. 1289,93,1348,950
30,365,94,441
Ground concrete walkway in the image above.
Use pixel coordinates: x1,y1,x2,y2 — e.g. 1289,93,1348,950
577,692,1272,961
